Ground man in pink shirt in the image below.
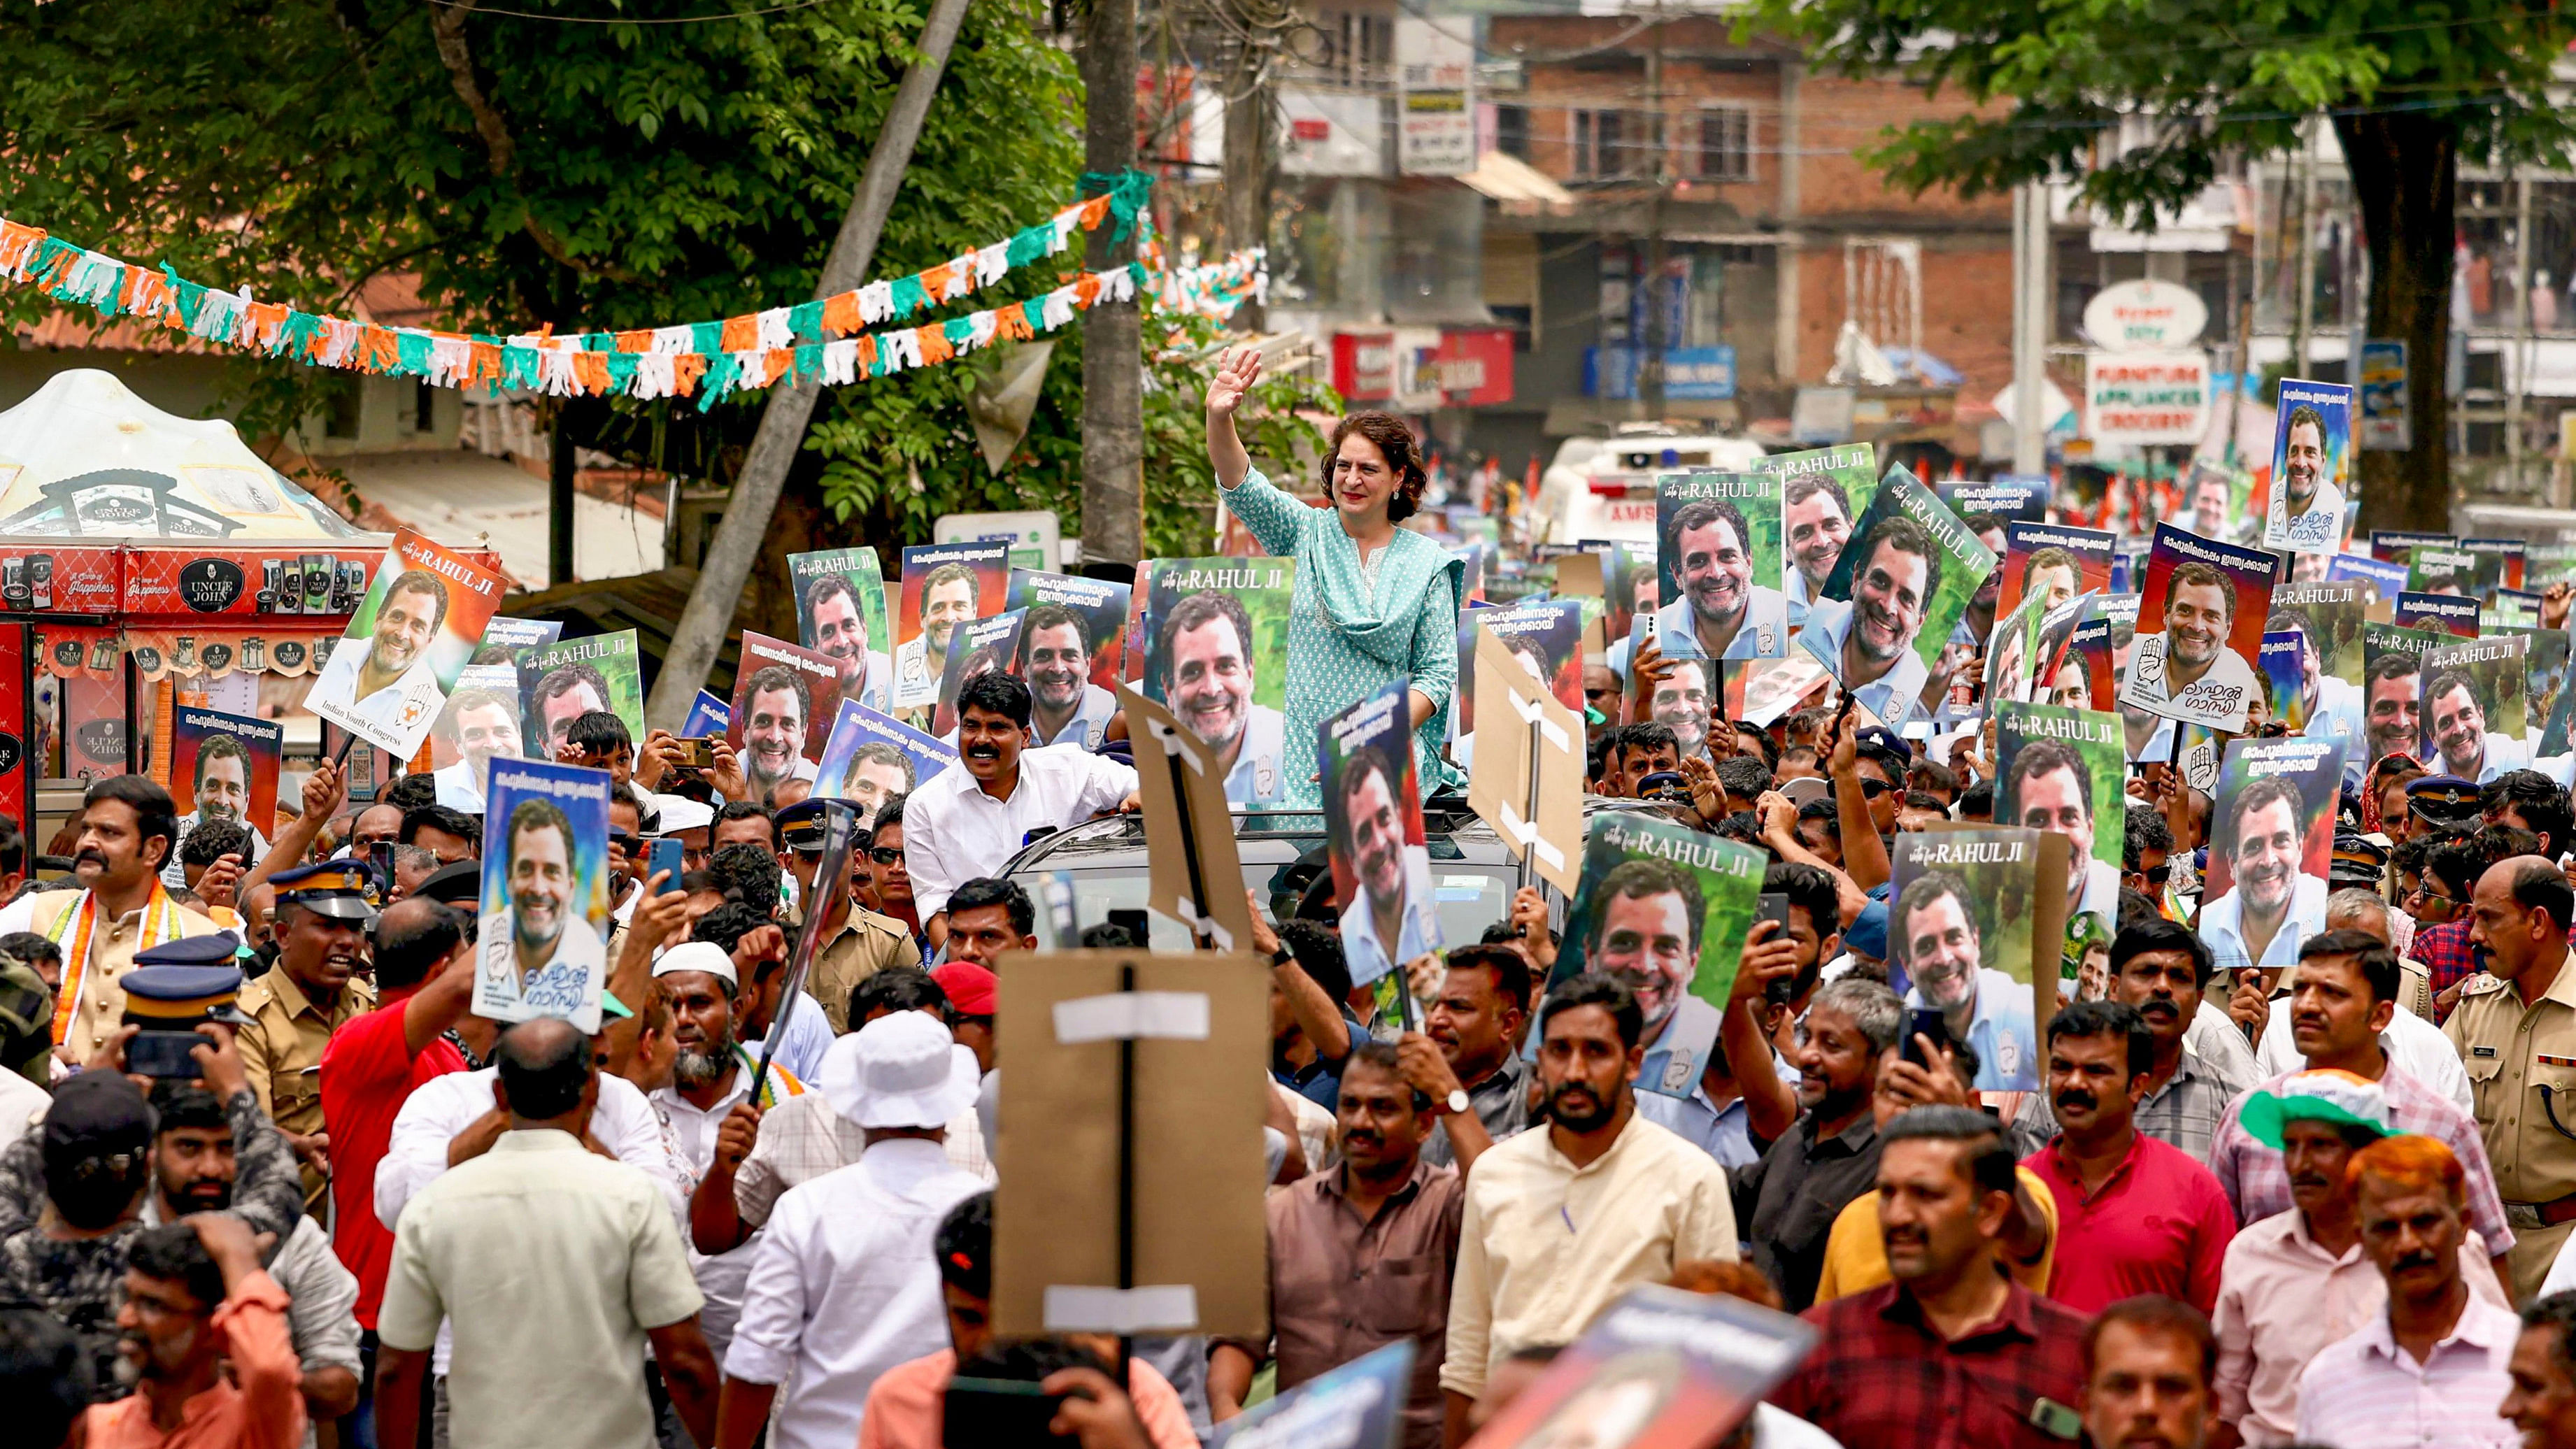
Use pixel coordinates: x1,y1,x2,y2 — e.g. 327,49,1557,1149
83,1213,304,1449
858,1192,1197,1449
2212,1070,2510,1448
2021,1000,2235,1315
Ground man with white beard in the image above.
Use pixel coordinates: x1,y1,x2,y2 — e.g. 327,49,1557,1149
649,941,807,1366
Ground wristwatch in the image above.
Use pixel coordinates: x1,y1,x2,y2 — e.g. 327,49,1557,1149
1439,1087,1470,1118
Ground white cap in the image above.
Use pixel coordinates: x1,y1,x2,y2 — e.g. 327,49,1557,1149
650,940,738,988
655,795,716,834
818,1011,981,1130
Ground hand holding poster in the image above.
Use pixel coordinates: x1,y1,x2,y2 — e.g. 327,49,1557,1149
893,541,1009,710
2263,380,2352,552
2204,737,2345,973
789,546,894,715
476,757,614,1034
164,708,280,887
2419,636,2531,783
2119,523,2275,731
1887,827,2061,1091
1795,465,1996,727
1004,568,1132,751
813,700,958,830
304,527,507,756
1321,680,1443,993
1553,813,1764,1097
731,633,838,805
1751,443,1877,615
1653,472,1787,661
517,631,645,760
1140,557,1298,806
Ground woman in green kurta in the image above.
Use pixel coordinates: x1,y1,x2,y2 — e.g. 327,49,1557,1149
1204,348,1464,808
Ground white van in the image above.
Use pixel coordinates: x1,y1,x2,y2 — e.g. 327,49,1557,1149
1532,430,1770,547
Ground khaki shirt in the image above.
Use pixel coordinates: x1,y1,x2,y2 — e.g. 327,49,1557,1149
236,966,375,1206
27,890,225,1061
2444,946,2576,1205
806,908,920,1034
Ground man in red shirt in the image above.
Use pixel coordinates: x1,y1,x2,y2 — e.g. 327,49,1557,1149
1771,1106,2090,1449
2023,1000,2235,1315
318,892,473,1442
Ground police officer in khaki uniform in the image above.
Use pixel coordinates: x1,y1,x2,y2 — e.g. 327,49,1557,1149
2445,852,2576,1301
775,799,916,1032
234,859,378,1208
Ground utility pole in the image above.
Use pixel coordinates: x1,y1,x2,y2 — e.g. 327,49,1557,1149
643,0,975,730
1637,0,1668,422
2011,180,2047,474
1079,0,1144,564
1221,28,1276,334
2292,115,2317,378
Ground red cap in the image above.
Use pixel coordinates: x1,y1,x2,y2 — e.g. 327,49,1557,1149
932,961,998,1016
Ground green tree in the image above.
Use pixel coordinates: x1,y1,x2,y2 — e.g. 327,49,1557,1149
0,0,1100,624
1758,0,2576,530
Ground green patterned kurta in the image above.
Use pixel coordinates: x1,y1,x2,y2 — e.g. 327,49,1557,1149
1222,466,1465,807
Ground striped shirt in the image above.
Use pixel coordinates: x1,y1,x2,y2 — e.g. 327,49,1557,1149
2291,1294,2519,1449
2207,1063,2517,1259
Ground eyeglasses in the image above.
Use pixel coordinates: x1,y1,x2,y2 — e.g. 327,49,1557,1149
867,846,904,865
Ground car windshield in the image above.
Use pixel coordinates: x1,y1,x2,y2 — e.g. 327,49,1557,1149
1027,861,1523,953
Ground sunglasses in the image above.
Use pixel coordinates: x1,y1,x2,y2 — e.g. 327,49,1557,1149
1830,778,1894,799
866,846,904,865
2138,864,2172,887
609,833,641,853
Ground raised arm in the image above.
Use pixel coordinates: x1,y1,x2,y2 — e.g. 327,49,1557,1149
1204,346,1309,555
245,760,346,892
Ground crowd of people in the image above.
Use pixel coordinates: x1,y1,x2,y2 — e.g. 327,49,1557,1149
7,376,2576,1449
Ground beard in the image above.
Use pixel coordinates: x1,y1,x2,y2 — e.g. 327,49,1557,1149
1544,1078,1618,1132
674,1036,736,1088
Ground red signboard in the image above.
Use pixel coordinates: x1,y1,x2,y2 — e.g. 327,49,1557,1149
0,623,27,830
1332,330,1397,402
1437,329,1517,407
0,545,120,615
121,545,386,619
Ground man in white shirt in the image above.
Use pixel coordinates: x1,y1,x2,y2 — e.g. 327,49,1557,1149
902,671,1137,926
716,1011,988,1449
649,941,806,1366
376,1018,720,1449
2123,560,2263,729
1440,974,1736,1444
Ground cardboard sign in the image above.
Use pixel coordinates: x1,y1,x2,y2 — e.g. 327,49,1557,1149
304,527,507,757
1467,629,1584,897
475,757,614,1034
1119,684,1256,951
991,947,1269,1341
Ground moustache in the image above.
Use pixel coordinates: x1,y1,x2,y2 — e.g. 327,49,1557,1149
74,847,107,868
2394,1251,2442,1274
2054,1090,2098,1115
2290,1173,2332,1191
1343,1130,1383,1151
2140,1000,2177,1020
965,744,999,760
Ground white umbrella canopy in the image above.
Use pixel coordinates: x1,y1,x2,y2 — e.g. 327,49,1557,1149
0,367,376,543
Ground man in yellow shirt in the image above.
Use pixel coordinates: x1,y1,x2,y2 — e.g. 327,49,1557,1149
1814,1032,2057,1300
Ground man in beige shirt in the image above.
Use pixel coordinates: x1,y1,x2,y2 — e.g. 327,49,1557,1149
1439,973,1737,1444
2447,855,2576,1300
777,799,916,1032
0,776,222,1060
235,859,378,1207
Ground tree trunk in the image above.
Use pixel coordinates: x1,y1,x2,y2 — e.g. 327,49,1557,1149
2333,109,2456,534
641,0,976,730
1221,38,1274,334
1078,0,1144,565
